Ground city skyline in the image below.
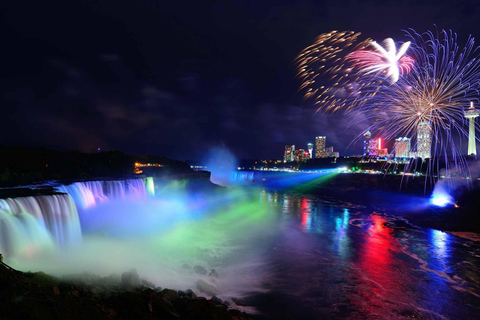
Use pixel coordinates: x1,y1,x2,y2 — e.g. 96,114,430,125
3,1,480,160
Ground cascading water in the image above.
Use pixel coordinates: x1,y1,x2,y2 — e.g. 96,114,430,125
57,178,147,209
57,181,105,209
0,178,148,258
0,194,81,257
233,171,254,183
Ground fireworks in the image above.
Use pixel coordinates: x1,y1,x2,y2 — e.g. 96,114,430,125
296,31,412,114
295,31,377,113
362,29,480,177
298,28,480,179
347,38,414,84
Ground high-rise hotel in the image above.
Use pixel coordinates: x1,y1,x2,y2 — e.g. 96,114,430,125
394,137,411,158
307,143,313,159
284,145,295,162
417,122,432,159
315,136,327,158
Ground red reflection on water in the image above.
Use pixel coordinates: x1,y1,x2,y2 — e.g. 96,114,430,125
349,215,411,317
300,198,310,231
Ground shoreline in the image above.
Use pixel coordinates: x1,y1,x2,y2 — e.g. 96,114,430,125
0,261,252,320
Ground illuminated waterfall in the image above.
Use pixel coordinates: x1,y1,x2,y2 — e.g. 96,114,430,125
0,178,150,258
58,178,148,209
0,194,81,257
57,181,105,209
233,171,255,183
146,177,155,197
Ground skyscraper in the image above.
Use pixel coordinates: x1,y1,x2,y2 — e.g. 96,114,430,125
394,137,411,158
307,143,313,159
284,145,295,162
465,101,480,156
417,122,432,159
363,131,372,155
294,149,306,162
315,136,326,158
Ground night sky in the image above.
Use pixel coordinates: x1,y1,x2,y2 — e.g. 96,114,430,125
2,0,480,161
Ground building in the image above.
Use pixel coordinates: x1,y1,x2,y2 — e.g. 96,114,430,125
394,137,411,158
325,146,339,157
363,131,387,156
315,136,327,158
363,131,378,156
284,145,295,162
465,101,480,156
417,122,432,159
307,143,313,159
294,149,306,162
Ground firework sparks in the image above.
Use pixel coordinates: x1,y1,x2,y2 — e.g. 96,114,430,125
296,31,411,114
295,30,377,113
347,38,414,84
361,29,480,178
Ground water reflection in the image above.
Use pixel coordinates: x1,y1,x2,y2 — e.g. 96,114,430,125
430,229,450,258
254,192,480,319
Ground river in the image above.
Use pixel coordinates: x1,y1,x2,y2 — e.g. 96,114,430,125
247,190,480,319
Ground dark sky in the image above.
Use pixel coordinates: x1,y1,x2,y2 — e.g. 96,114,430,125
1,0,480,160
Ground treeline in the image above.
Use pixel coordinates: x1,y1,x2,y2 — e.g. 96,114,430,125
0,145,191,186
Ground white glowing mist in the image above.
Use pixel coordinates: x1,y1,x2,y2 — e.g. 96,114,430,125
430,183,454,207
204,147,238,186
7,180,276,299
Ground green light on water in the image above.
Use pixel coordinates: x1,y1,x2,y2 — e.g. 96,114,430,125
292,172,339,193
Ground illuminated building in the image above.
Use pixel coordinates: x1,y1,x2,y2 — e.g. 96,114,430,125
394,137,411,158
363,131,380,156
315,136,326,158
465,101,480,156
307,143,313,159
326,146,339,157
417,122,432,159
284,145,295,162
134,162,163,174
294,149,306,162
363,131,375,155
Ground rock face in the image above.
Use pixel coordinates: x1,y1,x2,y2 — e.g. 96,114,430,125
209,269,219,278
0,263,251,320
193,265,208,275
121,268,140,288
196,279,218,296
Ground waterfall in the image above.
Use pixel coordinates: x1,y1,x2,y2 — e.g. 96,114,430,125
146,177,155,197
57,181,105,209
0,178,150,258
233,171,255,183
58,178,148,209
0,194,81,257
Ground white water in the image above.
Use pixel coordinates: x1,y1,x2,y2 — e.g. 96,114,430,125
1,178,274,300
0,194,81,257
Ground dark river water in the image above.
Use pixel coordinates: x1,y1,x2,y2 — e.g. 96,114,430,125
248,190,480,320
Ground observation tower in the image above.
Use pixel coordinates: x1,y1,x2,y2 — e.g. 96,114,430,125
465,101,480,156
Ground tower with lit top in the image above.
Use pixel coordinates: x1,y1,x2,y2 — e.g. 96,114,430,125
465,101,480,156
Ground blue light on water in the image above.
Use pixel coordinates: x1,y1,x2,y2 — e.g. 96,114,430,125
430,187,454,207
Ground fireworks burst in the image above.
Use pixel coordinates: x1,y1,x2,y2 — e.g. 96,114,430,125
296,31,412,114
295,31,377,113
347,38,414,84
362,29,480,179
